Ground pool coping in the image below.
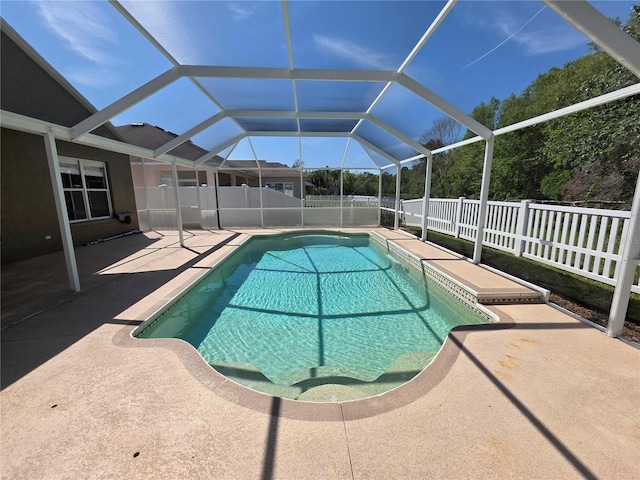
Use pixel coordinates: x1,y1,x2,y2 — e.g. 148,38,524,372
115,228,523,421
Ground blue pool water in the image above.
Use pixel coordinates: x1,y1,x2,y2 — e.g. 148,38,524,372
137,233,487,399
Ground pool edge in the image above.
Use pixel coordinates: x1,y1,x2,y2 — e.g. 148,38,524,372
114,228,518,421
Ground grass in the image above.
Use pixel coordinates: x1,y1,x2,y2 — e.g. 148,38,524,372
397,225,640,324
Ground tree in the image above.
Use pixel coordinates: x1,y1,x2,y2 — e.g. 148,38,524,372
420,117,462,149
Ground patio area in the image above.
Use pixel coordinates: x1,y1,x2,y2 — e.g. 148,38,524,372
2,228,638,479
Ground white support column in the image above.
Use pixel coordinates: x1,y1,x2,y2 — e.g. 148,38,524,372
141,157,149,210
340,169,344,227
473,136,495,264
607,174,640,337
258,168,264,228
214,170,222,229
300,169,305,227
43,129,80,292
378,170,383,226
394,166,402,230
171,160,184,247
421,153,433,242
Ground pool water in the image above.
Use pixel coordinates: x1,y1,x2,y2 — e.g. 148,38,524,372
137,233,487,400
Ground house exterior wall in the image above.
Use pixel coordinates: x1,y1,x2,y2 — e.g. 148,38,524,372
0,30,138,265
1,129,139,264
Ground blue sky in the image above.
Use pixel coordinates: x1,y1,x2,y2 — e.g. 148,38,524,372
1,0,636,170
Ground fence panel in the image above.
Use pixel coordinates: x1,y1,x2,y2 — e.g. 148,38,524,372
522,204,630,286
428,199,458,235
399,196,633,291
483,201,520,253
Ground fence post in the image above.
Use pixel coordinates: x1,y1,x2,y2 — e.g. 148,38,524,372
514,200,532,256
454,197,465,238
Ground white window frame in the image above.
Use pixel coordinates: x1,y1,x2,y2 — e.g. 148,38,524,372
60,156,113,223
265,181,294,197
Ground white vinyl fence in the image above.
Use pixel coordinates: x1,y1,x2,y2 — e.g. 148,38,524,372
401,197,639,294
134,187,379,230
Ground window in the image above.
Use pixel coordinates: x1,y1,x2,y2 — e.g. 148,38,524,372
265,182,294,197
159,170,206,187
60,158,112,222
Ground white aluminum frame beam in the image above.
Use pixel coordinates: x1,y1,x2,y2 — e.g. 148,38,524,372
352,0,457,134
1,110,211,171
394,166,402,230
352,136,400,166
607,173,640,337
226,110,365,120
421,152,433,242
195,133,247,166
154,111,226,157
43,128,81,292
70,67,181,139
181,65,397,83
473,136,495,264
431,83,640,155
366,115,432,157
171,160,185,247
397,74,493,140
544,0,640,78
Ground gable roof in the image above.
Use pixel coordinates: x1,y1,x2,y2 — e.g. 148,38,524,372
115,123,217,163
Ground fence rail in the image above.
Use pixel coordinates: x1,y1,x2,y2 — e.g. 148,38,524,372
401,197,639,294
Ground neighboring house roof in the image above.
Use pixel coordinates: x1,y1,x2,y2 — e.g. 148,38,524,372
224,160,302,178
116,123,302,178
115,123,219,163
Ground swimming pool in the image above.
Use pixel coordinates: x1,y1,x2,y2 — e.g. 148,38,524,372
135,232,489,401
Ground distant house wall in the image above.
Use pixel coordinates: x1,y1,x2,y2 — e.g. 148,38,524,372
262,175,304,199
0,30,138,265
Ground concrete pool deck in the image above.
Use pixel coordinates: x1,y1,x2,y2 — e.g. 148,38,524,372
1,228,639,479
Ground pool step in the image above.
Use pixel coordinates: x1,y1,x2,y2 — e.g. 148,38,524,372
371,231,545,313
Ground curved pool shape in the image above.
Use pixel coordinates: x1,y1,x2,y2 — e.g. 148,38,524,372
135,232,489,401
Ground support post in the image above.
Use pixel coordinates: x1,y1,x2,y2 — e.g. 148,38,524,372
214,170,221,229
394,166,402,230
43,129,80,292
607,173,640,337
340,169,344,227
473,136,494,264
258,168,264,228
378,170,382,226
514,199,532,256
300,169,305,227
454,197,465,238
171,160,184,247
141,156,149,210
421,153,433,242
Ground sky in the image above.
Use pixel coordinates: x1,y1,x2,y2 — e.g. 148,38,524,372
1,0,636,170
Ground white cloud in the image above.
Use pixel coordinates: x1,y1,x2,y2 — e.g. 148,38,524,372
494,7,585,55
313,34,394,70
513,29,586,55
120,0,202,65
34,1,118,64
65,65,121,89
228,3,255,21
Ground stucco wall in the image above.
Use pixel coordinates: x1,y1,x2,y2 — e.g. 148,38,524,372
1,129,139,264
